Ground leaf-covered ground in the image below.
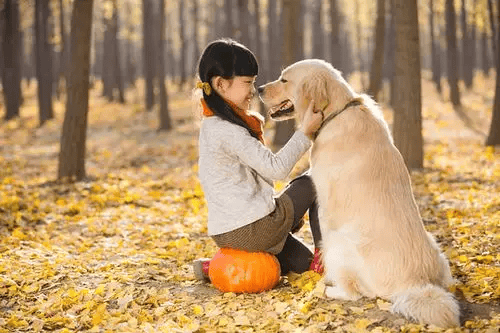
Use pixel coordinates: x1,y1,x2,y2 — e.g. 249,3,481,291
0,76,499,332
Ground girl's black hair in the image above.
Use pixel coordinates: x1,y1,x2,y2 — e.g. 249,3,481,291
198,39,260,140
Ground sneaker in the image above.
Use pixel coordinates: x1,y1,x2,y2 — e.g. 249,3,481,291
192,258,211,282
309,248,324,274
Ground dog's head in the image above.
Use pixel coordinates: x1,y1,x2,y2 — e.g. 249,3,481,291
258,59,355,123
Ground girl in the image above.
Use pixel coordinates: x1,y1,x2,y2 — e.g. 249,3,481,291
193,39,324,281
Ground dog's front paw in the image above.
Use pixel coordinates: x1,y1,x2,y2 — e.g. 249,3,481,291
325,285,361,301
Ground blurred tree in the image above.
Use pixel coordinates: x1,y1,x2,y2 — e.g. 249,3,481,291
55,0,67,99
488,0,497,59
158,0,172,131
237,0,250,46
143,0,155,110
192,0,200,70
58,0,94,181
35,0,54,125
311,0,323,59
392,0,423,170
179,0,187,86
1,0,22,121
329,0,342,69
251,0,263,69
225,0,234,37
368,0,386,98
446,0,461,106
272,0,300,148
461,0,475,88
486,0,500,146
430,0,442,93
124,0,137,88
267,0,281,81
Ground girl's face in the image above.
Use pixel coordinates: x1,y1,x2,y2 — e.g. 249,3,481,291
217,75,257,110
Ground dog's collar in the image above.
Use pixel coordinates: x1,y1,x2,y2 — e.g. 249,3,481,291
312,99,363,140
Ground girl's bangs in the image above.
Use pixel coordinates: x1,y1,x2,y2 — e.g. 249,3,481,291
233,47,258,77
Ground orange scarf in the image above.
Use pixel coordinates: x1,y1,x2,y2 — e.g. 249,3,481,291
201,98,265,144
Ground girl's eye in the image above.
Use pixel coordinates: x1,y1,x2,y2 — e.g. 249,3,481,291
281,78,288,83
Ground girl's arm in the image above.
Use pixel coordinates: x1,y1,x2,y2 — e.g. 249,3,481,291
226,101,322,181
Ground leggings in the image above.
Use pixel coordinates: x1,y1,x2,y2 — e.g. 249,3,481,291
276,173,322,275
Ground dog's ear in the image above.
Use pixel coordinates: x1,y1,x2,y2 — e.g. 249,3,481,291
298,71,332,109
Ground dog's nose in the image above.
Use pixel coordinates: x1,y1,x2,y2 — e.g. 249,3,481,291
257,86,264,94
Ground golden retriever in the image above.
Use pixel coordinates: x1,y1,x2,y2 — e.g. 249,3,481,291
258,59,459,328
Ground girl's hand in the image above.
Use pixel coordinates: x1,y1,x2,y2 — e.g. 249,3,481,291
299,100,323,139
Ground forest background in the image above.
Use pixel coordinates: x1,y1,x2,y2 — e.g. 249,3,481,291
0,0,499,332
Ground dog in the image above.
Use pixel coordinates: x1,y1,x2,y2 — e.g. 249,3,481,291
258,59,460,328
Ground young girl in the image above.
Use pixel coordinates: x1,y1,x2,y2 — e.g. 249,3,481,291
193,39,324,281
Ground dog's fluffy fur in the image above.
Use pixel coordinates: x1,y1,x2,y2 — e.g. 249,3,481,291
259,59,459,328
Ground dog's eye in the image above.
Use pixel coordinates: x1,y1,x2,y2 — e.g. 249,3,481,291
281,78,288,83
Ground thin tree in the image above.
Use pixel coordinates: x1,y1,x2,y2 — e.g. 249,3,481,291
461,0,474,88
311,0,323,59
192,0,200,71
158,0,172,131
179,0,187,86
56,0,67,98
58,0,94,181
488,0,497,58
329,0,342,69
143,0,155,110
111,0,125,103
486,0,500,146
392,0,423,170
237,0,250,46
368,0,386,98
225,0,234,38
272,0,300,149
1,0,22,121
445,0,461,106
430,0,442,93
35,0,54,125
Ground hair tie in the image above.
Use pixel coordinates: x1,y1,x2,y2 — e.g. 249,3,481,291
196,81,212,96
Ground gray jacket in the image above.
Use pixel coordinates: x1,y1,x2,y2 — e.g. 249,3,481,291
198,116,311,235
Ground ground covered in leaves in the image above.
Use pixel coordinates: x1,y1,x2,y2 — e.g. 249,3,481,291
0,76,499,332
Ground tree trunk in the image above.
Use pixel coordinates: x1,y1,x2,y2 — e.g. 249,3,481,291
387,0,397,106
158,0,172,131
35,0,54,126
481,31,491,75
329,0,342,70
462,0,474,88
311,0,323,59
58,0,94,181
192,0,200,69
179,0,187,87
392,0,423,170
111,0,124,103
1,0,22,121
267,0,280,81
368,0,386,98
56,0,66,98
143,0,155,110
252,0,262,66
430,0,442,93
445,0,461,106
237,0,250,47
225,0,234,38
102,16,113,99
486,0,500,146
273,0,299,149
488,0,497,59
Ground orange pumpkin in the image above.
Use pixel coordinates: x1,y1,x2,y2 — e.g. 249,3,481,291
208,248,281,293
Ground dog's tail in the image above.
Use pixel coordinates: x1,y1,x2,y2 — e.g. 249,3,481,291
391,284,460,328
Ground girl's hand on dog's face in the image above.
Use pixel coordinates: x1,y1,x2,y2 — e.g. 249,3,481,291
300,100,324,139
